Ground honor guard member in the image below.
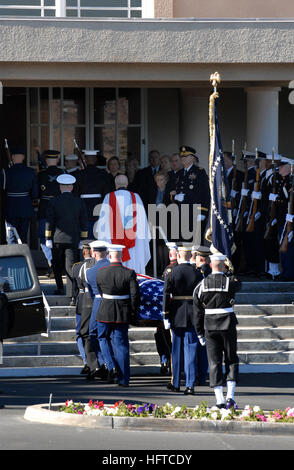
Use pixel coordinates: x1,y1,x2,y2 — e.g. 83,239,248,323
74,150,112,239
64,154,80,175
154,242,178,376
193,253,241,409
45,173,88,296
82,240,111,381
96,244,141,387
191,245,212,278
0,147,38,244
72,242,93,376
163,246,203,395
37,150,64,273
174,146,210,243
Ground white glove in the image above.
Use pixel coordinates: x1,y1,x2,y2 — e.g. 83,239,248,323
78,241,83,249
45,240,52,249
286,213,294,223
251,191,262,200
198,336,206,346
197,214,206,222
269,193,279,202
163,319,171,330
230,189,238,198
254,211,261,221
241,189,249,197
174,193,184,202
271,218,277,227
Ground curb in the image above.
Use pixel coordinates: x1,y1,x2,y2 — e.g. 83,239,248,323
24,404,294,436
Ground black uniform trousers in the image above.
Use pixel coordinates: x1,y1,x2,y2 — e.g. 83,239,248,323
205,325,239,388
52,243,79,297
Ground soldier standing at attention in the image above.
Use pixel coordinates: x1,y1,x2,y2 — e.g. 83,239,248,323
37,150,64,274
1,147,38,244
193,253,241,409
45,174,88,296
96,244,141,387
163,246,203,395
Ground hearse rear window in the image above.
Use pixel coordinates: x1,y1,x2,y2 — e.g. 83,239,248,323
0,256,33,292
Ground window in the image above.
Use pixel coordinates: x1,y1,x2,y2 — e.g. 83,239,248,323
66,0,142,18
0,256,33,292
0,1,56,17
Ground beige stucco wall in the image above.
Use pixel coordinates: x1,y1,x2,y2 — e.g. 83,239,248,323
172,0,294,18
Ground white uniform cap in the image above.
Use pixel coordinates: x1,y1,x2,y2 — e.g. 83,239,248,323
90,240,109,251
65,154,78,161
83,150,99,156
177,246,192,252
166,242,177,250
56,174,76,185
266,154,281,161
210,253,226,261
108,244,125,252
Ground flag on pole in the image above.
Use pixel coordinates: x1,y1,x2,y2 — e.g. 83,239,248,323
206,73,234,261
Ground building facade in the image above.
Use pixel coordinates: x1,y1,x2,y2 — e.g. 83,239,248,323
1,0,294,251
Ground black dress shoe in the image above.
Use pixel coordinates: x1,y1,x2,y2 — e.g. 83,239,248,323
216,403,226,409
94,364,108,380
54,288,64,295
80,365,90,375
118,383,129,387
166,383,180,392
184,387,195,395
107,368,119,384
160,362,169,375
70,297,76,307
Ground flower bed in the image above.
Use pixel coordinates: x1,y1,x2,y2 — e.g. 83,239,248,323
59,400,294,423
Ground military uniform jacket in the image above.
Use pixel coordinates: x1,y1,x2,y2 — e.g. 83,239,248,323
0,164,38,218
74,165,112,219
193,273,242,336
37,166,65,219
45,192,88,246
163,262,203,329
175,165,210,216
161,259,177,280
96,262,141,324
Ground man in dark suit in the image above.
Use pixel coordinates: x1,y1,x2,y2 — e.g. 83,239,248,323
96,244,141,386
45,173,88,296
133,149,161,208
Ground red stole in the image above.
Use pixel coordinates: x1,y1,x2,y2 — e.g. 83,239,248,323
109,191,137,262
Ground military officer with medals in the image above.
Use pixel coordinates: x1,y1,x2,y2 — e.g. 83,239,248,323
96,244,141,387
74,150,112,239
0,146,38,244
163,245,203,395
37,150,65,273
174,146,210,244
45,173,88,296
193,253,241,409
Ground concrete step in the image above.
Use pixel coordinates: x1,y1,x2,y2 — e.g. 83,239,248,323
235,293,294,304
237,327,294,340
235,305,294,316
237,315,294,328
239,281,294,293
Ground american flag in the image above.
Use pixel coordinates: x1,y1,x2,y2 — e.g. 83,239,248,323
137,274,164,321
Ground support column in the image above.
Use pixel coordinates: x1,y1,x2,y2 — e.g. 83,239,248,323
55,0,66,17
180,89,209,172
246,87,281,153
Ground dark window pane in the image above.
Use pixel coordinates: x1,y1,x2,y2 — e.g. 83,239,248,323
29,88,38,124
66,9,78,16
1,0,40,5
94,126,116,160
94,89,116,125
44,0,55,5
81,10,128,17
40,88,49,124
63,88,85,125
131,0,141,6
131,10,142,17
63,126,85,156
44,9,55,16
118,89,141,125
0,8,41,15
0,256,33,292
118,126,140,161
66,0,77,6
81,0,128,6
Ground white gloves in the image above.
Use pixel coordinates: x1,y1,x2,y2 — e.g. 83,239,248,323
174,193,184,202
78,241,83,250
254,211,261,221
286,214,294,223
198,336,206,346
269,193,279,202
197,214,206,222
45,240,53,249
241,189,249,197
230,189,238,198
251,191,262,200
163,319,171,330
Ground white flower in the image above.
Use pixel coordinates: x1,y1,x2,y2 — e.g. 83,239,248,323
210,412,218,420
253,406,261,413
210,406,219,412
220,409,231,420
244,405,251,410
171,406,181,416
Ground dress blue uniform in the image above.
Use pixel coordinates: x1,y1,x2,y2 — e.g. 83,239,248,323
163,253,203,394
72,260,88,370
85,254,111,373
0,161,38,243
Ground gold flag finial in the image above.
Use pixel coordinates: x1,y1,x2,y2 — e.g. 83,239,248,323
210,72,221,91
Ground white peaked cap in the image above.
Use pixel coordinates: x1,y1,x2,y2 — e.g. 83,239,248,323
166,242,178,250
65,154,78,161
83,150,99,156
210,253,226,261
90,240,109,250
108,244,125,252
56,174,76,185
